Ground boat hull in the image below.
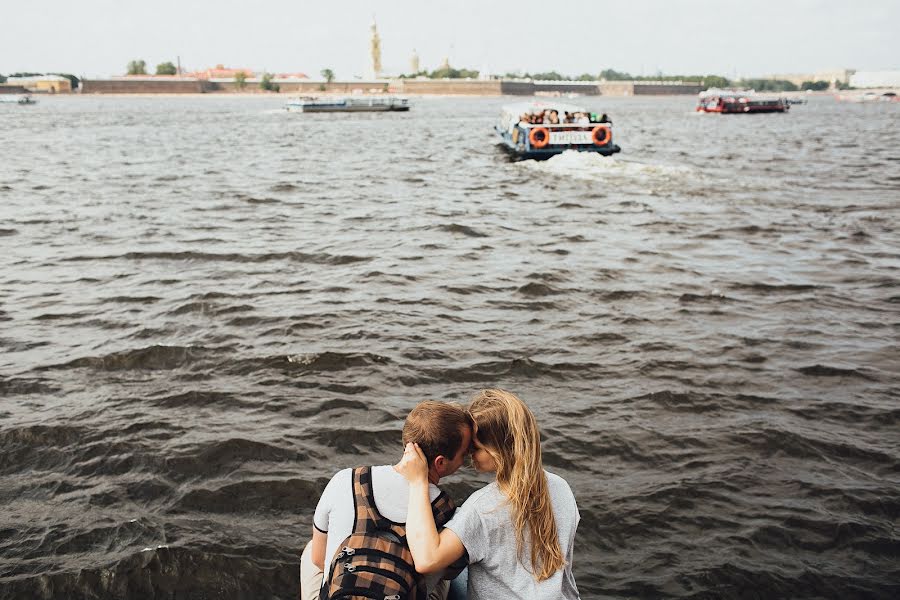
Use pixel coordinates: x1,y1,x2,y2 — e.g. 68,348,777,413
0,95,37,105
495,125,621,160
696,92,789,114
697,105,787,114
286,104,409,113
285,96,410,113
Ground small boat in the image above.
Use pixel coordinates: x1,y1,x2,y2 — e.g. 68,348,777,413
285,96,409,113
836,91,899,103
696,89,788,113
495,102,621,160
0,94,38,105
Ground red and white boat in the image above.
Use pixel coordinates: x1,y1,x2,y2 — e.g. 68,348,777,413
697,89,789,114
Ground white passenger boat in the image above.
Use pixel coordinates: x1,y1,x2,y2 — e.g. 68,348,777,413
285,96,409,113
495,102,621,160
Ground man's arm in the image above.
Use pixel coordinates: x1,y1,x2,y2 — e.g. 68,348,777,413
310,527,327,571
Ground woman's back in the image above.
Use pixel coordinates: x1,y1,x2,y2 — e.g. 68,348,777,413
445,470,580,600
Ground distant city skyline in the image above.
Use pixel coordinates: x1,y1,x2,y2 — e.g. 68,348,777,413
2,0,897,79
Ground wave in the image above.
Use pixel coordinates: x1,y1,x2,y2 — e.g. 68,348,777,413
270,182,300,192
60,250,371,266
0,544,298,599
52,345,214,371
679,292,732,303
172,478,327,513
438,223,488,238
0,424,95,476
795,364,876,380
517,282,564,296
148,390,256,410
0,376,59,395
728,282,823,293
164,438,313,481
413,357,601,385
520,151,697,184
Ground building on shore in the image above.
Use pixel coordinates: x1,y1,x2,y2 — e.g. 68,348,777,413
183,66,257,80
850,70,900,89
6,75,72,93
761,69,854,87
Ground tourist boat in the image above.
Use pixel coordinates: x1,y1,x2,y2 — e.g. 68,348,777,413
0,94,37,105
285,96,409,113
495,102,621,160
696,90,789,113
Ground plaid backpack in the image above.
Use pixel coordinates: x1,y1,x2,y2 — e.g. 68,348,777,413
319,466,456,600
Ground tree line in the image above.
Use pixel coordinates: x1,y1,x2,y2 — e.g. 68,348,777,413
395,66,849,91
126,60,177,75
114,60,849,92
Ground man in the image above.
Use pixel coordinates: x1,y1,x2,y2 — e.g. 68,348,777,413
300,401,472,600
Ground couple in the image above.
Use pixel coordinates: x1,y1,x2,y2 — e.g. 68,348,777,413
299,389,581,600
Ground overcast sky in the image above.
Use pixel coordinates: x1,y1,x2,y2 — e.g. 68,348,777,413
2,0,896,79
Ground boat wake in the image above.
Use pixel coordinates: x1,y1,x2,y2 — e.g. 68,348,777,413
518,150,698,190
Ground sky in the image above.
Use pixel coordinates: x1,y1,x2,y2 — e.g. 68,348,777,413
2,0,897,79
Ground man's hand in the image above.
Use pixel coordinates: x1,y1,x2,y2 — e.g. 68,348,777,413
396,442,429,485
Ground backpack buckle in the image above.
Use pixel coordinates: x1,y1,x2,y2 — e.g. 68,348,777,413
344,563,356,573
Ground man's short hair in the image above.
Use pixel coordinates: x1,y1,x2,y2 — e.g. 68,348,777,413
402,401,470,466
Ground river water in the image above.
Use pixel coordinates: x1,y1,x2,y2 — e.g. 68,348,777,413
1,95,898,599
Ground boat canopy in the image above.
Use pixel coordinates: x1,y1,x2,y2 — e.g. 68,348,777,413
500,101,589,118
499,101,602,131
699,88,786,100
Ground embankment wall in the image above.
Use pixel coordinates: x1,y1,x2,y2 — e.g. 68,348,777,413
78,78,704,96
82,79,205,94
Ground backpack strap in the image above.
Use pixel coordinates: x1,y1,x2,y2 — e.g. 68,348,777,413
431,491,457,529
351,466,395,534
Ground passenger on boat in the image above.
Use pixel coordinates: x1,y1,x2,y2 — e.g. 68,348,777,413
398,389,582,600
547,109,560,125
300,401,472,600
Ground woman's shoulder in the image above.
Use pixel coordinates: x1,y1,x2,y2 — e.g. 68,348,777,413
544,471,578,501
460,481,504,509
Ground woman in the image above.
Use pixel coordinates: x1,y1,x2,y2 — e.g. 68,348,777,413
397,389,581,599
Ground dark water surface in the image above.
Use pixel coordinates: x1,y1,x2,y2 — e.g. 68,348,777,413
1,95,898,599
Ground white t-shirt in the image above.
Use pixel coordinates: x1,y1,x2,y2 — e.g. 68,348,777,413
444,470,581,600
313,465,443,590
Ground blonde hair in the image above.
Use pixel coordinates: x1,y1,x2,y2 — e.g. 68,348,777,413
467,389,564,581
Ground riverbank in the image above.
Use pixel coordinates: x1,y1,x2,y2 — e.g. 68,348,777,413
71,77,704,96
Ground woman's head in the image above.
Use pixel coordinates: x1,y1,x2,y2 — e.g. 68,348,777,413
467,388,540,478
466,389,564,581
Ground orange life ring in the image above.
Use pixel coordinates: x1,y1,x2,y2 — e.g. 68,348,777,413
592,125,611,146
529,127,550,149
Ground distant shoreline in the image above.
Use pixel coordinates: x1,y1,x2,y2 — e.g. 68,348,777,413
27,90,860,100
